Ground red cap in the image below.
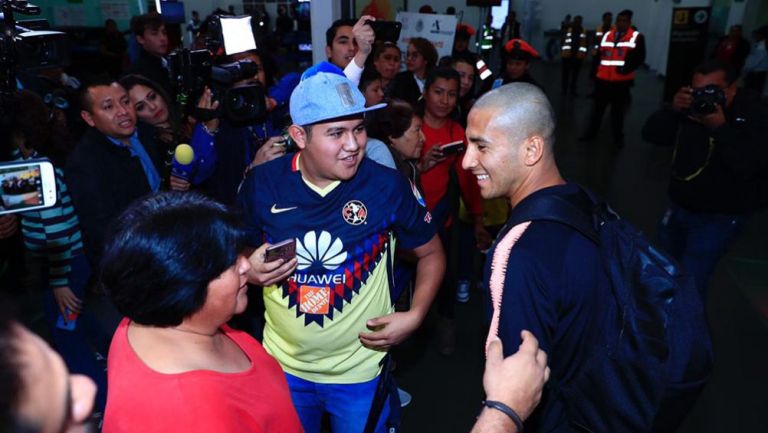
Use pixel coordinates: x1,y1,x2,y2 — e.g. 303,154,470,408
503,39,540,60
418,6,435,14
456,23,476,37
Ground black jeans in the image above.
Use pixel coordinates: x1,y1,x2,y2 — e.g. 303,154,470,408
584,79,632,142
561,57,583,93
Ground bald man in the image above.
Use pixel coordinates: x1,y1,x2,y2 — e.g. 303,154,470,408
463,83,612,433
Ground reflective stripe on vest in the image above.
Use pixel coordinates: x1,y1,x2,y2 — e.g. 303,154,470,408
596,28,639,81
562,27,587,57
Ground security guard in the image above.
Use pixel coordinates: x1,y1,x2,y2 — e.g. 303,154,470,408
590,12,613,82
560,15,588,95
580,9,645,147
491,39,542,90
479,14,495,61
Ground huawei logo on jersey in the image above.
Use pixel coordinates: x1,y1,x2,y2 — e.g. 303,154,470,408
295,231,348,271
282,229,390,327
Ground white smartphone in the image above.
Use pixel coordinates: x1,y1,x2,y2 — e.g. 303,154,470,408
0,159,57,215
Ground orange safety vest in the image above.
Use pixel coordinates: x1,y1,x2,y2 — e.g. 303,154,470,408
561,26,588,59
596,28,640,82
591,24,613,55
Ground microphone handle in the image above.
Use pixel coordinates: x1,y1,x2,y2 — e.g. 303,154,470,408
164,146,175,189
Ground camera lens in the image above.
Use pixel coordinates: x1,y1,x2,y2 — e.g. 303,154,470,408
693,100,714,115
228,93,246,111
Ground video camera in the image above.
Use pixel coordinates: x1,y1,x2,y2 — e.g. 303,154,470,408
1,0,68,147
690,84,726,116
169,15,266,125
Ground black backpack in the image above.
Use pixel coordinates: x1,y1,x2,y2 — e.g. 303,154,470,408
507,186,714,433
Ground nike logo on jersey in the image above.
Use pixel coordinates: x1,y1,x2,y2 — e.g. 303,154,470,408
271,204,298,214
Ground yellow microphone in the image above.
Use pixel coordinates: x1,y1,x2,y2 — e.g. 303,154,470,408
171,144,195,181
175,144,195,165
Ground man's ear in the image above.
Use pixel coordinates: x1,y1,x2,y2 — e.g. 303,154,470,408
136,34,146,47
521,135,545,166
288,125,308,150
80,110,96,128
325,45,332,61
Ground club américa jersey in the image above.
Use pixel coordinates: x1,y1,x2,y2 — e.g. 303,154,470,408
237,153,435,384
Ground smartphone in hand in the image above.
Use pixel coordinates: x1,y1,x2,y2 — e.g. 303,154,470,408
439,140,465,156
0,159,57,215
265,238,296,262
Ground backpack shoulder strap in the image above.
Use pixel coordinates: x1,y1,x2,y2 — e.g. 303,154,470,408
506,186,601,245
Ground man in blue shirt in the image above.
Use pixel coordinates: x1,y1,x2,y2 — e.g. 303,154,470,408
66,78,163,265
463,83,610,433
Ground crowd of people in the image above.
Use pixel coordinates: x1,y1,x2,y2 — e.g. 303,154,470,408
1,4,767,433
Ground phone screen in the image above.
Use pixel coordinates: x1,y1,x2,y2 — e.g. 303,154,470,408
0,164,47,213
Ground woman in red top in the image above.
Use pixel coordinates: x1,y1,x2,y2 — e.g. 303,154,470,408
100,192,302,433
417,67,490,355
419,67,487,239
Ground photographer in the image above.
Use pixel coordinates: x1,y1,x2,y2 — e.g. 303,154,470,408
642,59,768,296
199,49,296,205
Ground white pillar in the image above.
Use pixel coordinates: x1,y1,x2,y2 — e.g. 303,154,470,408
310,1,342,65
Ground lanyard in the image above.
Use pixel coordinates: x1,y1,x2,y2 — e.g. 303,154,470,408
672,131,715,182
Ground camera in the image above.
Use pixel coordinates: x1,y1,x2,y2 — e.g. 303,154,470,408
365,20,402,43
1,1,69,146
168,15,266,125
690,84,726,116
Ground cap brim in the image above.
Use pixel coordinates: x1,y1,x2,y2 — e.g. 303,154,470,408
364,102,388,113
312,102,388,125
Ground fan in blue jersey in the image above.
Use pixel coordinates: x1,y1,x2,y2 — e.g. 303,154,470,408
237,62,445,433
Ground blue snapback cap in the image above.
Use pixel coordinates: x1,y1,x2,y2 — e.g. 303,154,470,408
290,62,386,126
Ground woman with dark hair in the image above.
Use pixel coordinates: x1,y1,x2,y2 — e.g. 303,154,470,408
417,67,488,355
390,37,438,106
6,89,108,412
367,99,425,186
101,192,302,433
119,74,219,189
370,41,402,92
450,55,478,127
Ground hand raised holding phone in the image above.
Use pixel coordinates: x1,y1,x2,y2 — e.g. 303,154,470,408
246,241,298,286
439,140,465,156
